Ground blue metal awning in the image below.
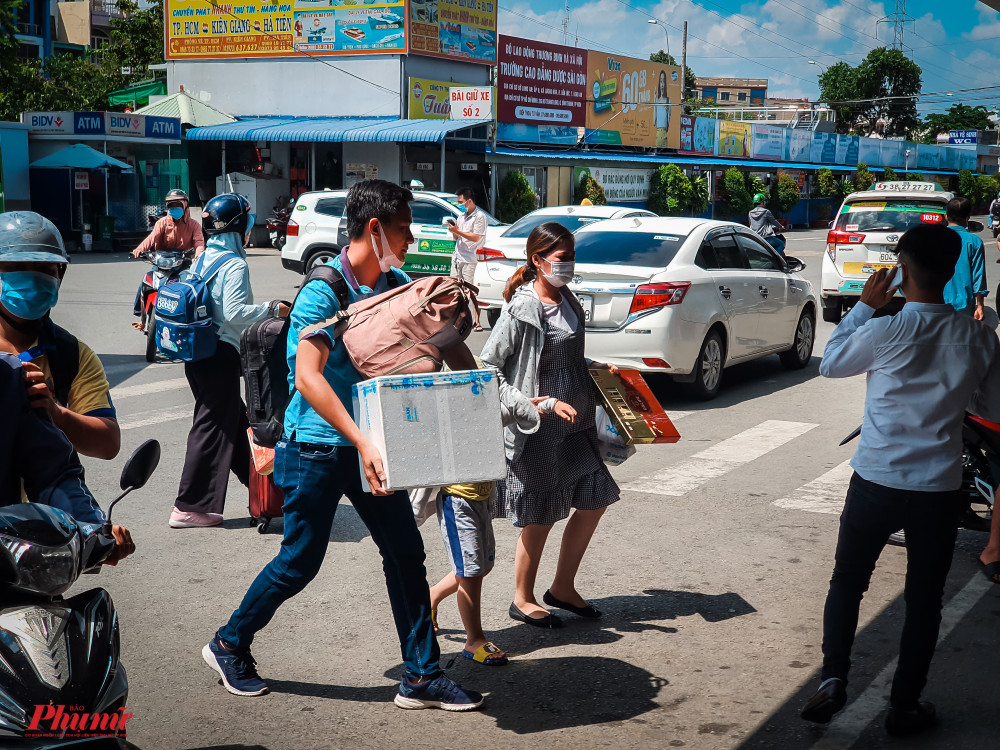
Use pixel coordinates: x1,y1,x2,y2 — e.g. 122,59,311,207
492,146,960,175
186,117,490,143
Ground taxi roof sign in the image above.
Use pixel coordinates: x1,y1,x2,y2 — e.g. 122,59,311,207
873,181,941,192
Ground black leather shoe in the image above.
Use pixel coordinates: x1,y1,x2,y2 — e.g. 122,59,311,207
885,701,937,737
543,589,602,618
801,678,847,724
509,602,563,629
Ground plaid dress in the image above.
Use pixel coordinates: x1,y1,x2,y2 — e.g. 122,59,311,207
495,312,620,527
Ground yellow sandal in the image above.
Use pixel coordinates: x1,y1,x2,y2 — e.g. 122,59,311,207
463,642,508,666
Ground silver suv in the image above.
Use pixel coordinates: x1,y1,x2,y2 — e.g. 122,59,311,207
280,189,505,276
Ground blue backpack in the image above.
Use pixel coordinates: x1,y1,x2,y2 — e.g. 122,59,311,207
154,251,238,362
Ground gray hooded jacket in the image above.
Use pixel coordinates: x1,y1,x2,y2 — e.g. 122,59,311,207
749,205,781,238
481,283,588,462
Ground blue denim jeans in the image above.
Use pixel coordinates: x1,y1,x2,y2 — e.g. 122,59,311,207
766,235,786,256
820,473,960,709
218,439,440,678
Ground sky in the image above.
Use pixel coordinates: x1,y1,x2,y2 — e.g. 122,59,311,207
497,0,1000,116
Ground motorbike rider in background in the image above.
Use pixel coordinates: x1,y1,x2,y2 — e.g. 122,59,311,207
749,192,786,256
132,189,206,259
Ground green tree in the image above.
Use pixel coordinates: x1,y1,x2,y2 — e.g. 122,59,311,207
958,169,977,202
688,175,709,215
817,168,845,199
648,164,690,216
498,171,537,223
882,166,898,181
853,162,874,191
768,174,800,215
649,50,696,98
976,175,996,210
922,104,994,144
818,48,922,136
573,173,607,205
721,167,753,216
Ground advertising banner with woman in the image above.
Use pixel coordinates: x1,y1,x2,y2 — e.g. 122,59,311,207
584,52,681,148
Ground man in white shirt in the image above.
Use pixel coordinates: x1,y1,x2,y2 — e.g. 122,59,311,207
801,222,1000,737
447,187,487,331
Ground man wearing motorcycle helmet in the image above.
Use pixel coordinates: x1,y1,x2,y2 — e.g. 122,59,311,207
132,188,206,259
748,191,786,256
169,193,289,530
0,212,120,461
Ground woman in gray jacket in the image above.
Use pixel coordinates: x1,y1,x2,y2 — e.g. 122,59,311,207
481,222,620,628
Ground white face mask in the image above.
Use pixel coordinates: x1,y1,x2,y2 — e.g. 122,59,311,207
540,258,575,288
372,224,404,272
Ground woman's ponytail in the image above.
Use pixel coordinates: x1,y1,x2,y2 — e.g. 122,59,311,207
501,221,575,303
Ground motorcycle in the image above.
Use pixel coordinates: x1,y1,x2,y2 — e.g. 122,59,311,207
990,211,1000,239
841,415,997,545
132,249,194,362
266,201,293,249
0,440,160,747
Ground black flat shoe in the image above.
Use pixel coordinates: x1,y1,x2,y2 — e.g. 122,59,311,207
801,678,847,724
885,701,937,737
543,589,602,619
509,602,563,629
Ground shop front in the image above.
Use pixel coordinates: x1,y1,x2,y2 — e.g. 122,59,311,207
22,111,182,249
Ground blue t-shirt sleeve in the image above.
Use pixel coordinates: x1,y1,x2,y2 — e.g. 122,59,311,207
291,279,342,349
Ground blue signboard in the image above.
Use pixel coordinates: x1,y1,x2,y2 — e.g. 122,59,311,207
948,130,978,145
144,116,180,139
74,112,105,135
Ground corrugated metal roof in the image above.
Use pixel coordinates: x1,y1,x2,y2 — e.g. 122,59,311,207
492,147,962,175
185,117,490,143
136,90,237,128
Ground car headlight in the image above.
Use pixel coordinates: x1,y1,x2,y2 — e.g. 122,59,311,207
0,533,81,596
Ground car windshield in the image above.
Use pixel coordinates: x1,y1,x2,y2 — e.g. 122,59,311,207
502,214,610,239
835,199,947,232
442,197,502,226
573,230,690,267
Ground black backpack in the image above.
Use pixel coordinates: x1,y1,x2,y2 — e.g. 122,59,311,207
37,318,80,408
241,265,399,448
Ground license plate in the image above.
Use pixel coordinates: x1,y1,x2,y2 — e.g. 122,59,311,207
576,294,594,323
878,252,896,262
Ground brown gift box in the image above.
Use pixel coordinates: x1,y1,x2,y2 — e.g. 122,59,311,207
590,368,680,445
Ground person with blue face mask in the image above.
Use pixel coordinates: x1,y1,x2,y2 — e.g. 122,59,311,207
0,211,121,462
169,193,289,530
131,188,206,259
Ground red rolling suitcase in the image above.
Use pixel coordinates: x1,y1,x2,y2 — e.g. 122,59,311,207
249,461,284,534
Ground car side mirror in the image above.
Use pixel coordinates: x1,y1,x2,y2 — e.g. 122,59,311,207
784,256,805,273
969,219,985,233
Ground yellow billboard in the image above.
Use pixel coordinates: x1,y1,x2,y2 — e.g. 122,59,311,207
165,0,405,59
408,77,452,119
718,121,751,157
408,0,496,64
584,52,681,149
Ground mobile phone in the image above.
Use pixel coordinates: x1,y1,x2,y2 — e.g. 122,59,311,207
890,264,903,289
446,218,456,226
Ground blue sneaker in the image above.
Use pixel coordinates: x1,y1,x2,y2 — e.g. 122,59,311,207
394,673,484,711
202,635,269,696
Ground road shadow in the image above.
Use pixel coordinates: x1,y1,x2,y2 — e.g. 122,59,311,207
644,356,821,415
181,747,271,750
265,679,396,703
223,501,372,544
97,352,185,388
736,538,1000,749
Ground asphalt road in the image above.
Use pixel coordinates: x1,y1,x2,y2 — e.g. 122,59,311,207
46,225,1000,750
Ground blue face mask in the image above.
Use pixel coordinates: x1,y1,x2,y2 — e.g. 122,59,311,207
167,207,185,220
456,202,467,214
0,271,60,320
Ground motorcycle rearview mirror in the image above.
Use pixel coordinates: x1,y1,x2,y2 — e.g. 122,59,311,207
105,440,161,526
969,219,985,233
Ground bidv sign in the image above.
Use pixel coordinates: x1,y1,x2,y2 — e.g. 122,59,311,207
21,112,179,139
23,112,74,134
107,114,145,137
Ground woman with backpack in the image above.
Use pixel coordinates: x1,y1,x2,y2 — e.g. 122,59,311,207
482,222,620,628
169,193,289,529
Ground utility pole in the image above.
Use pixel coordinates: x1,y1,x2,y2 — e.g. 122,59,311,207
877,0,913,56
562,0,569,44
681,21,688,102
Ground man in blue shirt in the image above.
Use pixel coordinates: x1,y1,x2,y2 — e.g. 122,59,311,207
943,196,987,320
801,223,1000,737
203,180,484,711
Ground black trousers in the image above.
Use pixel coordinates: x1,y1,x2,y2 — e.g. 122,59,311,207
175,342,250,514
821,472,961,709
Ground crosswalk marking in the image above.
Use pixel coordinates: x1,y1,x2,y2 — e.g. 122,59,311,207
119,406,191,431
773,459,854,515
112,377,189,400
625,420,818,496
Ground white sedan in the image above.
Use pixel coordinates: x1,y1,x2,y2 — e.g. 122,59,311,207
556,217,816,399
474,204,655,324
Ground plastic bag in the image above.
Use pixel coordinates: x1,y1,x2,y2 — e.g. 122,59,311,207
595,405,636,466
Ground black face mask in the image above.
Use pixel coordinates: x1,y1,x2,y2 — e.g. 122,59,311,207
0,303,45,335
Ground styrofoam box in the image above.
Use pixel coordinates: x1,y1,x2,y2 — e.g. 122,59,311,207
352,369,506,491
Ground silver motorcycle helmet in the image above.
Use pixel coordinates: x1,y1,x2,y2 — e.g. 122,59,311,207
0,211,70,265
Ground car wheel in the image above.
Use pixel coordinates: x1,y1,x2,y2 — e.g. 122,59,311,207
307,249,337,271
689,330,724,401
780,310,815,369
822,299,841,323
486,308,501,328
